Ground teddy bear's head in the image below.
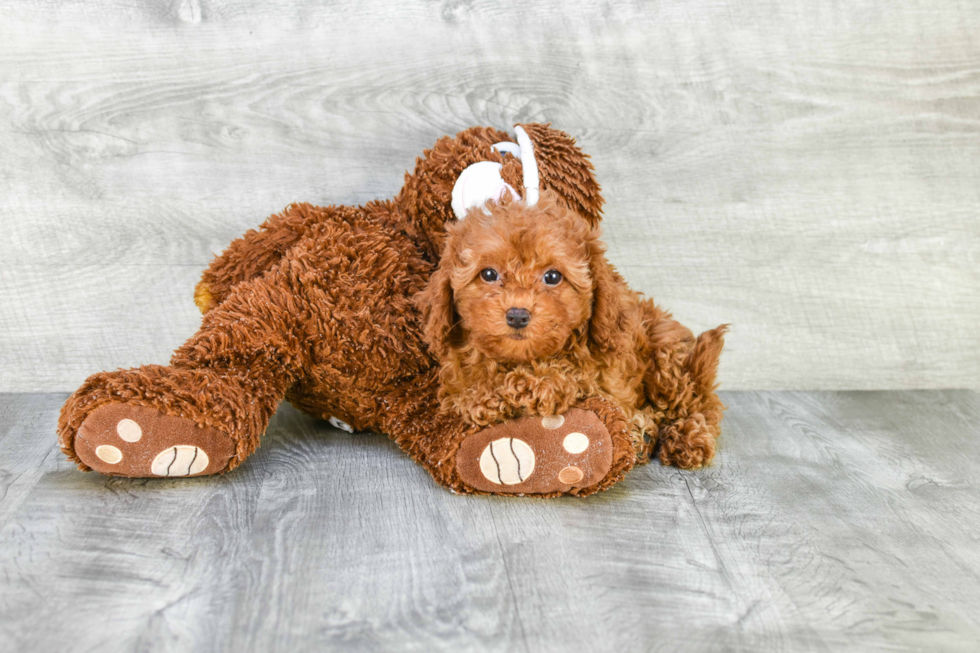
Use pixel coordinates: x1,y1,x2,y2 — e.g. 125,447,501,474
395,123,604,260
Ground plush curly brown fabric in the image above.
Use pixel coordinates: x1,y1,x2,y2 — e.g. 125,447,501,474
57,124,640,496
415,191,728,467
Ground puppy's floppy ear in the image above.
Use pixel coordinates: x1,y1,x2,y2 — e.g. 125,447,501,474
586,235,632,354
415,258,462,361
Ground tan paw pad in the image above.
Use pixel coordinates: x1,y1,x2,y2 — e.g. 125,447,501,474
95,445,122,464
558,466,584,484
541,415,565,429
562,432,589,454
479,438,535,485
151,446,210,477
116,418,143,442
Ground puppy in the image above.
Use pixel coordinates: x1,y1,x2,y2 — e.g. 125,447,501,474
415,191,728,468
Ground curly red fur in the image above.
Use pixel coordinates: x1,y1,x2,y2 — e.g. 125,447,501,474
415,192,729,468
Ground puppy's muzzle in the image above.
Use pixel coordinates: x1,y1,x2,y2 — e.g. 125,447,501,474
505,307,531,330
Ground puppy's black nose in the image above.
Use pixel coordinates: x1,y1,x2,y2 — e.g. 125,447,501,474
506,307,531,329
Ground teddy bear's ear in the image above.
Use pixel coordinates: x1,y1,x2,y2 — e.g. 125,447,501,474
396,126,515,260
514,123,604,228
396,124,602,260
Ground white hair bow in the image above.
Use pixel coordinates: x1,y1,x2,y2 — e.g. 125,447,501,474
450,125,540,221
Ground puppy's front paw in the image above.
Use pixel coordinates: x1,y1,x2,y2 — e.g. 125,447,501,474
455,409,613,496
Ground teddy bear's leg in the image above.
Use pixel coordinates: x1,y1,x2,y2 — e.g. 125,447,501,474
194,203,323,313
59,270,308,478
383,376,636,497
646,324,728,469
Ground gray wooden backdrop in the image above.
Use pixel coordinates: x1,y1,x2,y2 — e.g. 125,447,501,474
1,0,978,393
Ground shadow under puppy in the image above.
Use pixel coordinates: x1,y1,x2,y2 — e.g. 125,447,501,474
416,191,728,473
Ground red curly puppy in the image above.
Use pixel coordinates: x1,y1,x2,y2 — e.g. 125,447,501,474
416,191,728,468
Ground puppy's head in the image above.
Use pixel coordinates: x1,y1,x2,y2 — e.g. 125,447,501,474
417,191,627,364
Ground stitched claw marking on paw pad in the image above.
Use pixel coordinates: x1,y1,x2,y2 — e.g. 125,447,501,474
479,438,535,485
74,403,235,478
151,446,210,477
456,409,613,495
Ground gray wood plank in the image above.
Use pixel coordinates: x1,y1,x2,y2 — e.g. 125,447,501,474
0,393,64,528
1,0,978,392
0,390,979,651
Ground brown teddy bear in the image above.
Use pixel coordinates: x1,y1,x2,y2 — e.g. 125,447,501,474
57,124,651,497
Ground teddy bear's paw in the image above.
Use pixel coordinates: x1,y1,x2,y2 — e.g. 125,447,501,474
455,408,613,495
74,403,236,477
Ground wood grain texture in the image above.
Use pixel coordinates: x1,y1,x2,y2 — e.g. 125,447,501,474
1,0,979,391
1,390,979,651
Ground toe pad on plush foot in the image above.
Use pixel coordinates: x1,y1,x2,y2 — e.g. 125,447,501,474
456,409,613,495
75,404,235,477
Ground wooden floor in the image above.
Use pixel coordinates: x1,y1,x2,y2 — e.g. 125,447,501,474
1,390,979,652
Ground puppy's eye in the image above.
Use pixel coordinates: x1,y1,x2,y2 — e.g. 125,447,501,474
543,270,563,286
480,268,499,283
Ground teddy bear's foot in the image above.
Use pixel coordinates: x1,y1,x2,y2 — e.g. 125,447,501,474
74,403,236,477
455,408,613,495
